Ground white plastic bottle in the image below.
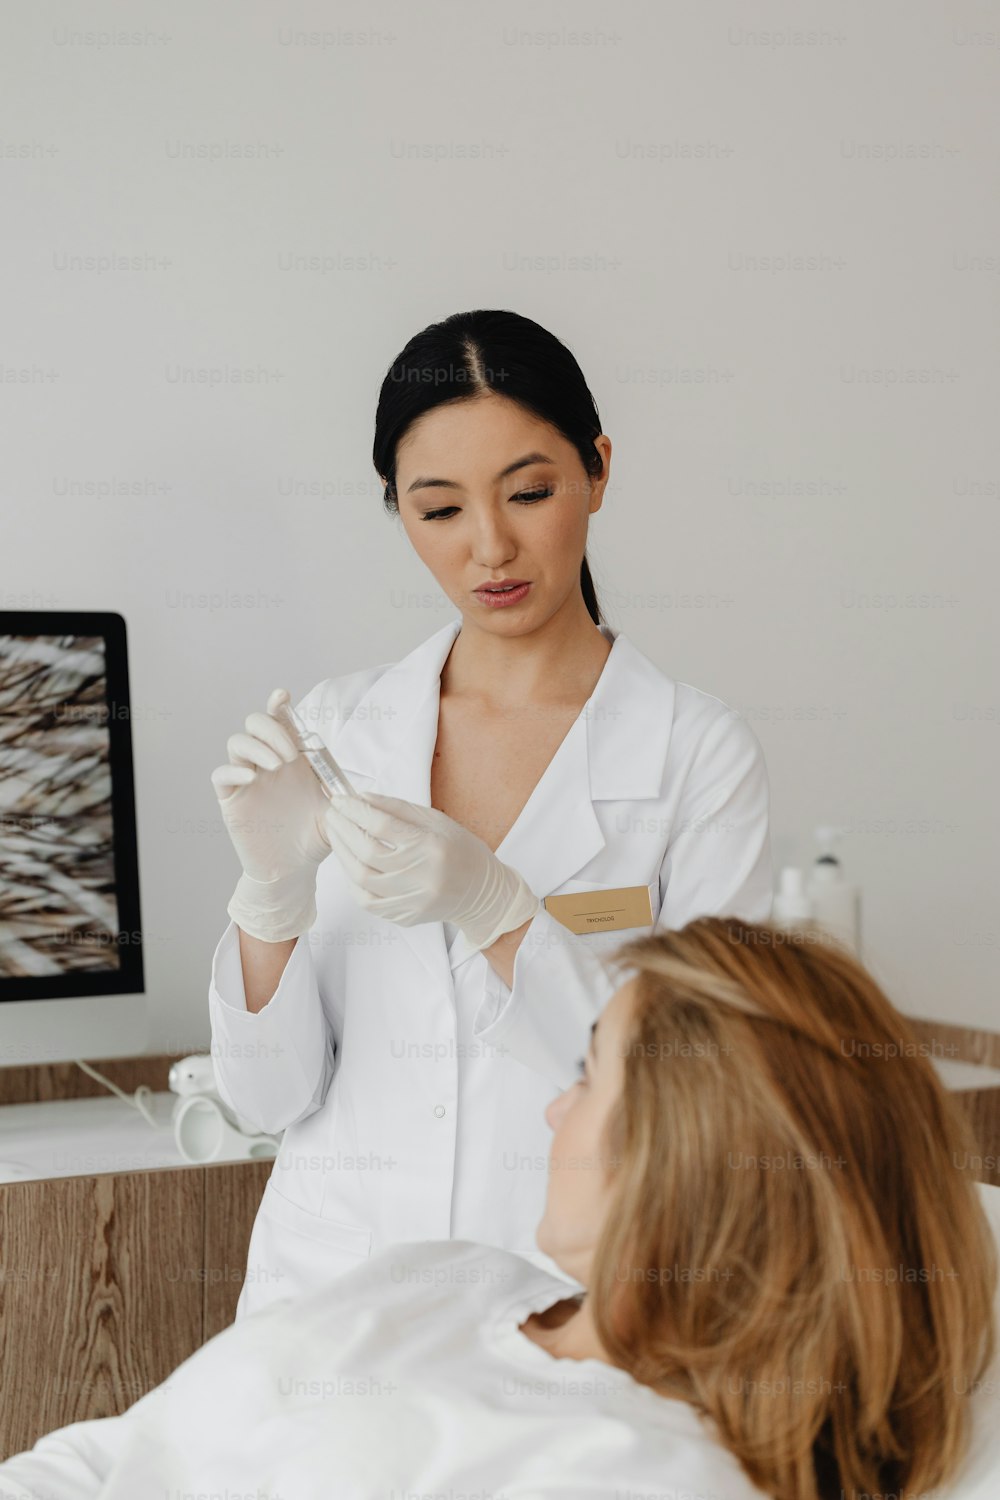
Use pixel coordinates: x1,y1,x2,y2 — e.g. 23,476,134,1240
806,826,862,959
772,867,815,936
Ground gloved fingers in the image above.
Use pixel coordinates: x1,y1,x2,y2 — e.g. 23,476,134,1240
323,816,378,887
362,895,425,926
244,710,298,763
225,730,284,773
211,764,256,801
265,687,292,717
368,794,458,839
359,852,425,894
323,823,414,910
324,794,421,855
323,801,408,873
334,793,429,845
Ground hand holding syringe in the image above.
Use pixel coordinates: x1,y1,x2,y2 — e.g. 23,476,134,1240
272,690,396,851
286,687,540,952
212,686,358,945
270,691,357,800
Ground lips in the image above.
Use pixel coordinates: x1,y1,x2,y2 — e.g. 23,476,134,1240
473,579,532,608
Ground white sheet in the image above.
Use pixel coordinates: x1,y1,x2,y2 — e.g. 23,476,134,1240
0,1240,768,1499
934,1183,1000,1498
2,1192,999,1498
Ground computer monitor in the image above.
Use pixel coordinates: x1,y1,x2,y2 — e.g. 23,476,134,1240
0,611,147,1064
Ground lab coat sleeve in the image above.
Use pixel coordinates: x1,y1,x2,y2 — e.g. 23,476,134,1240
473,708,773,1089
207,920,336,1135
207,677,340,1137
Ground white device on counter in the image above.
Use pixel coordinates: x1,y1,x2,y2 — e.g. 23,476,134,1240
172,1094,280,1165
168,1054,280,1164
167,1054,218,1097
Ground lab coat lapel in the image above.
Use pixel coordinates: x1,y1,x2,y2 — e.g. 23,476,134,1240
330,619,461,1002
329,617,674,998
479,627,675,968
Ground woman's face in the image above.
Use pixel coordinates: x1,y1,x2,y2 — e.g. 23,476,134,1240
386,393,611,633
535,978,636,1286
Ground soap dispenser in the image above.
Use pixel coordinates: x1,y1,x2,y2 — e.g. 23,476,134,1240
806,826,862,959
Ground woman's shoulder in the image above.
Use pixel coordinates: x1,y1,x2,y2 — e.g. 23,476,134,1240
293,621,461,733
614,633,754,743
292,658,397,739
647,666,766,787
668,673,745,733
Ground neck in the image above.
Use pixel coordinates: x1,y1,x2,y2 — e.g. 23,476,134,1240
444,593,610,708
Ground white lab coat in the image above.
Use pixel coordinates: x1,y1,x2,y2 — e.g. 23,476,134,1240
208,617,773,1317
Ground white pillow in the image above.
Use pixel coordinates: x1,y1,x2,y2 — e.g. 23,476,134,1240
931,1183,1000,1497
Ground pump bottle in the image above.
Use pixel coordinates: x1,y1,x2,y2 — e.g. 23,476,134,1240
772,867,815,937
806,825,862,958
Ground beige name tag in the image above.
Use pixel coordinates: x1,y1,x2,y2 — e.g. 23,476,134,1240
543,884,653,936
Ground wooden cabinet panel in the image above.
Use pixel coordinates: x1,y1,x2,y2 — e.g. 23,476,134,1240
0,1160,269,1460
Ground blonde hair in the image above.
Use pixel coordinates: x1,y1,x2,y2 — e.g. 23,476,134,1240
589,918,997,1500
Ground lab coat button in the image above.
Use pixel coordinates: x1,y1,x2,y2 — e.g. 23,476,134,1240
433,1104,446,1118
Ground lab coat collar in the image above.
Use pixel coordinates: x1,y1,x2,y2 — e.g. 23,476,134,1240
330,617,675,993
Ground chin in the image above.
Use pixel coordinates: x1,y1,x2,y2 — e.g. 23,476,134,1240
534,1210,555,1258
535,1214,580,1279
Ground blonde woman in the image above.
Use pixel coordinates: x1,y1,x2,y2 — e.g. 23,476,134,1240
2,918,995,1499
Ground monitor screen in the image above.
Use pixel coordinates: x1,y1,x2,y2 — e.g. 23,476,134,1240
0,612,144,1003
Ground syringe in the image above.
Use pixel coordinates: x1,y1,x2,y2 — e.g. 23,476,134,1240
273,697,356,800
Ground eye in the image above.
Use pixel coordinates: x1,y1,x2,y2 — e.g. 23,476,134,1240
511,486,553,505
574,1056,589,1085
418,487,553,521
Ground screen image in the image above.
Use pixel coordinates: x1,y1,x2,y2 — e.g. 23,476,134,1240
0,614,143,1002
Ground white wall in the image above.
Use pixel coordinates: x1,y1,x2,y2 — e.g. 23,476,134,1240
2,0,996,1051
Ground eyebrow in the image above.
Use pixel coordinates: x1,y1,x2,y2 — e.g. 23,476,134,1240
405,451,556,496
589,1020,599,1059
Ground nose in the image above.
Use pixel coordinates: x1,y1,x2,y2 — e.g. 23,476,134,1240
469,504,517,569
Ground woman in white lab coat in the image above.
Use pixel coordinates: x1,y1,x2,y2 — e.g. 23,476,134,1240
208,308,773,1318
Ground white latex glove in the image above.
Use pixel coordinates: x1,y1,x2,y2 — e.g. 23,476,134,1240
210,688,333,943
323,792,540,953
